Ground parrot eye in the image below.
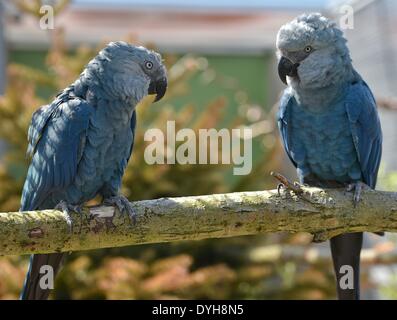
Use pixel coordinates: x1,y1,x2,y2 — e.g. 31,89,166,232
145,61,153,70
304,46,313,53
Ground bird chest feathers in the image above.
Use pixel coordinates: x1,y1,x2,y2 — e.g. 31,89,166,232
73,105,134,195
289,98,361,182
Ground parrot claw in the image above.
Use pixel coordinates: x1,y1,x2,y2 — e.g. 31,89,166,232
277,183,285,196
55,200,83,233
271,171,318,204
271,171,304,196
104,195,137,225
346,181,370,207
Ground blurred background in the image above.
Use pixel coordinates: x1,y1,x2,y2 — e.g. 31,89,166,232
0,0,396,299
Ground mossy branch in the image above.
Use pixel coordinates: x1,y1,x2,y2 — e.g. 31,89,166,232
1,186,396,256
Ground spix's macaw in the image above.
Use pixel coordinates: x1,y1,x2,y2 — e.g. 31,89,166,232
276,13,382,299
20,42,167,299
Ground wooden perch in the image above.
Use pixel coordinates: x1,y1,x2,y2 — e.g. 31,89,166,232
1,185,397,256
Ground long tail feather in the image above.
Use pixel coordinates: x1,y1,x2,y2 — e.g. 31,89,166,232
20,253,66,300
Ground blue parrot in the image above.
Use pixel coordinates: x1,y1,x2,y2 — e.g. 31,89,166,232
276,13,382,299
20,42,167,300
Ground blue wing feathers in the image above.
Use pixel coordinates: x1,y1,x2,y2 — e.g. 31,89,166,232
21,97,94,211
278,90,297,168
126,110,137,166
345,81,382,188
27,103,58,157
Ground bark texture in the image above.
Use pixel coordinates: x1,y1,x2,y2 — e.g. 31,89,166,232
0,187,396,256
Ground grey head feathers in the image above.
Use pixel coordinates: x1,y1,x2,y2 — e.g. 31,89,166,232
74,41,167,105
276,13,355,91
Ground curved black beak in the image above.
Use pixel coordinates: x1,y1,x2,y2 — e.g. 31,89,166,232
148,77,167,102
278,56,299,85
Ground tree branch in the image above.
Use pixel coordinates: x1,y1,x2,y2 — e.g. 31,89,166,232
1,186,396,256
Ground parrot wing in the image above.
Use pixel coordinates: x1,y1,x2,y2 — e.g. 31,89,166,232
21,94,94,211
277,89,297,168
125,110,137,167
345,81,382,189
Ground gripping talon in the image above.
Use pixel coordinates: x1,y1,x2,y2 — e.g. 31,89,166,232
271,171,303,195
277,183,285,196
346,183,354,192
104,195,137,225
294,181,301,188
346,181,369,207
354,183,362,207
55,200,83,233
270,171,318,204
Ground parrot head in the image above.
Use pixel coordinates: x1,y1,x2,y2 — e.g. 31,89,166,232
84,41,167,103
276,13,352,89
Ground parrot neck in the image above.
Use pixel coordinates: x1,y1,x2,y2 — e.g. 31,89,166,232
290,49,357,112
75,66,146,109
292,64,356,112
73,76,140,112
292,82,349,113
67,78,137,130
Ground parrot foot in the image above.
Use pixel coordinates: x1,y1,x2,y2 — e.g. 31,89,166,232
270,171,318,204
103,195,137,225
346,181,371,207
55,200,83,233
271,171,304,196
